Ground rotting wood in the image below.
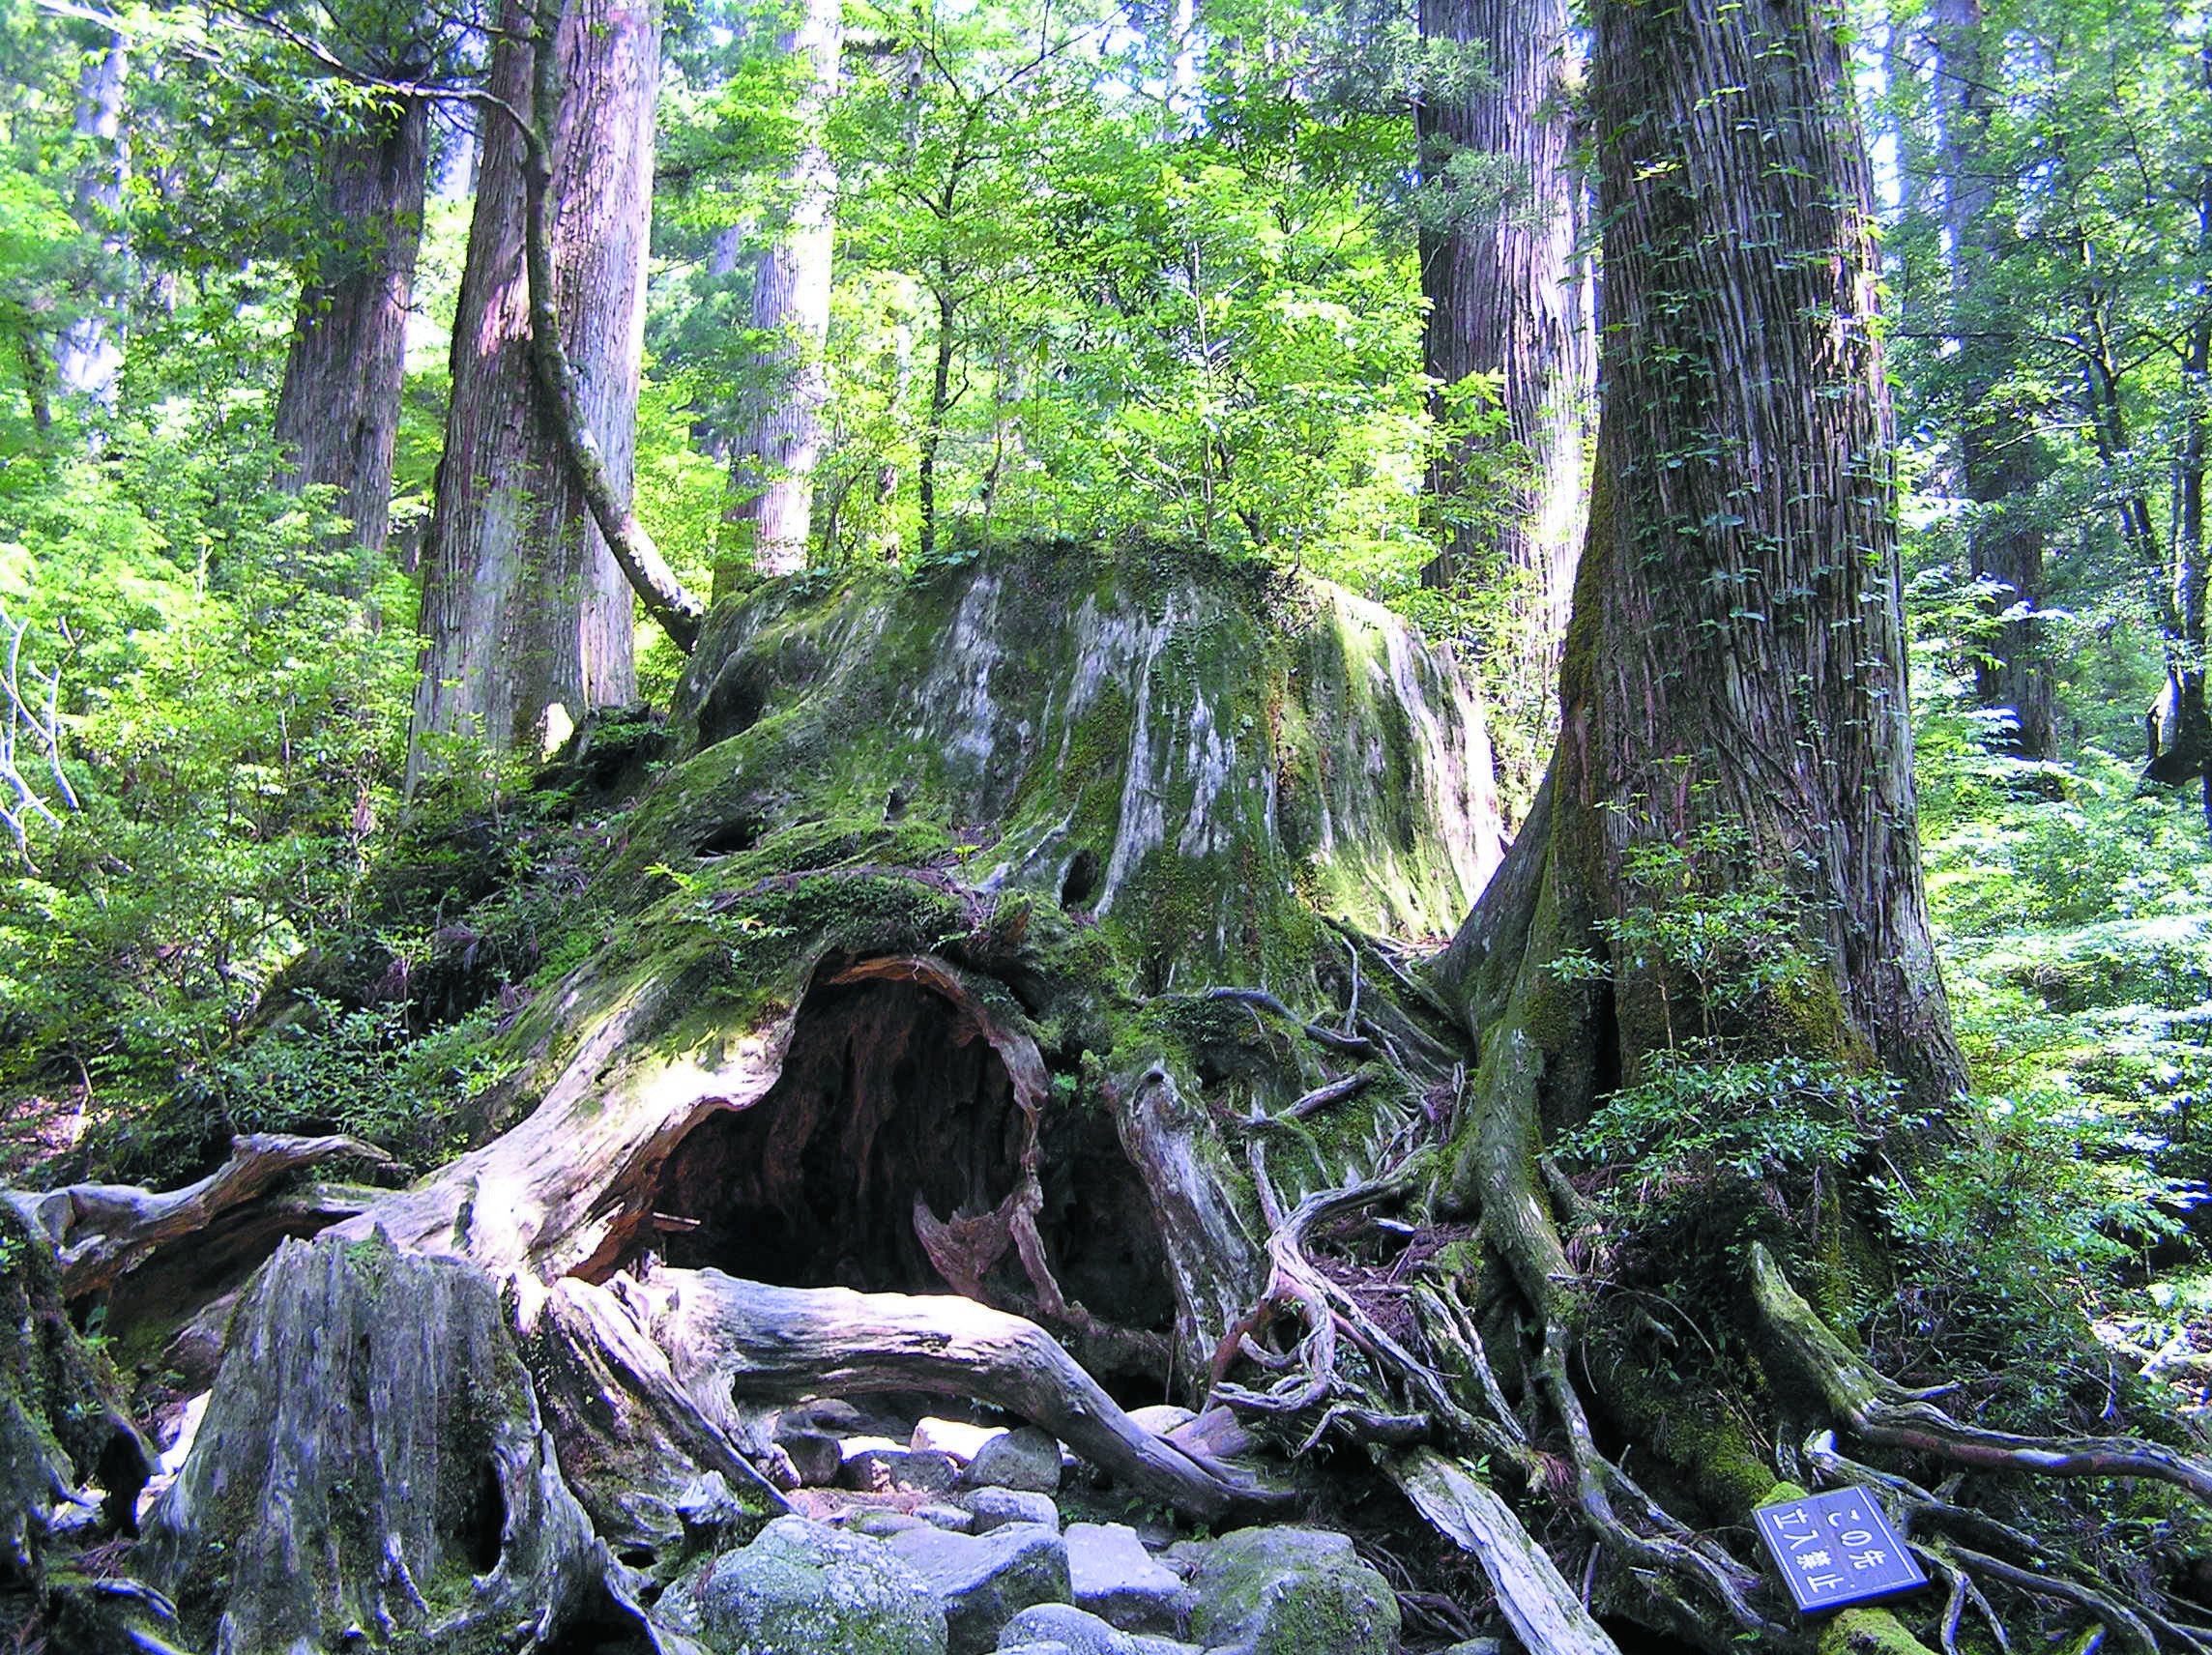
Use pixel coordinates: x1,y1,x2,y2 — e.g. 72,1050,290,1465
3,1131,394,1297
628,1265,1292,1523
1391,1447,1624,1655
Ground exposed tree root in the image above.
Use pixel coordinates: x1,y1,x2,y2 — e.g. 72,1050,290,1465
3,1131,394,1296
1802,1432,2210,1655
628,1265,1292,1522
1754,1244,2212,1506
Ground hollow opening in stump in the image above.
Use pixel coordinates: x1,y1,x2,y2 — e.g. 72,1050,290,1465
649,959,1177,1346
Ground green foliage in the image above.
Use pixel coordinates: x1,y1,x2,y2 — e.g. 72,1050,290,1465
208,995,510,1168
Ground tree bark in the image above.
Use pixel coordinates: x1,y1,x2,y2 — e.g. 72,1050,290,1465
715,0,841,593
270,88,430,570
54,27,128,409
1489,0,1965,1108
1930,0,2055,760
1416,0,1593,790
408,0,659,776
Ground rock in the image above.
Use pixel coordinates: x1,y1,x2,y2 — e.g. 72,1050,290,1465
1000,1644,1077,1655
1184,1527,1400,1655
958,1487,1061,1533
1129,1639,1202,1655
846,1445,962,1495
917,1416,1009,1462
917,1501,979,1533
658,1514,946,1655
777,1428,844,1487
960,1425,1062,1494
1126,1406,1196,1437
1001,1602,1137,1655
888,1521,1073,1655
1065,1522,1191,1636
852,1510,932,1539
135,1229,605,1653
1441,1640,1505,1655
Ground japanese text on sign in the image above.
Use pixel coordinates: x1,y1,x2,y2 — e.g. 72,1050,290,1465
1753,1487,1928,1614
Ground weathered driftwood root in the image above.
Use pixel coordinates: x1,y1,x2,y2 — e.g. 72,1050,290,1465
1753,1243,2212,1506
628,1266,1288,1522
514,1275,793,1553
1389,1447,1623,1655
4,1131,395,1297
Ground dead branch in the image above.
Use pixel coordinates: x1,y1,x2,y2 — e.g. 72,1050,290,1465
1390,1447,1624,1655
5,1132,396,1297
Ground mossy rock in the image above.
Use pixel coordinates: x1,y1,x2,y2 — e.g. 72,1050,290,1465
656,1515,947,1655
1184,1526,1400,1655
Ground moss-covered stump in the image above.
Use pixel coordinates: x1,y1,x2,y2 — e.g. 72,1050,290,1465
137,1229,606,1652
0,1204,151,1585
328,542,1499,1393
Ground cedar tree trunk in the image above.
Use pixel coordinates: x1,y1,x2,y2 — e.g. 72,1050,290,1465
715,0,841,593
1931,0,2055,760
409,0,658,773
272,89,430,569
1416,0,1593,792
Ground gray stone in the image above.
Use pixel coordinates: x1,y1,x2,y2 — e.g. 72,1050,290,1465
999,1644,1076,1655
1000,1602,1136,1655
1441,1640,1505,1655
958,1487,1062,1533
1163,1407,1252,1462
889,1521,1073,1655
1126,1405,1196,1437
1129,1640,1202,1655
917,1416,1009,1462
1184,1527,1399,1655
1065,1522,1191,1636
845,1446,963,1495
917,1501,979,1533
658,1513,947,1655
776,1427,843,1487
960,1425,1063,1493
852,1510,932,1538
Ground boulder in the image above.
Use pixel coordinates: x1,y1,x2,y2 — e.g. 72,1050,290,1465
1065,1523,1190,1636
1184,1528,1400,1655
888,1521,1072,1655
845,1445,961,1495
1000,1602,1137,1655
960,1426,1062,1495
957,1488,1061,1533
658,1514,946,1655
917,1502,978,1533
1126,1406,1196,1437
916,1417,1009,1462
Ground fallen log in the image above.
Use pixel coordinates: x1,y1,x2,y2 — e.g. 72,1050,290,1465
629,1266,1293,1524
4,1132,394,1298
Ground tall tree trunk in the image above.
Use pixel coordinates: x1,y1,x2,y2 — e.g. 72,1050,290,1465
1931,0,2055,760
714,0,841,595
55,27,127,408
271,89,430,573
1416,0,1593,798
408,0,659,776
1432,0,1966,1550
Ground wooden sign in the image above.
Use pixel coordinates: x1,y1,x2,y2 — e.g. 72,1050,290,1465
1753,1488,1929,1614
